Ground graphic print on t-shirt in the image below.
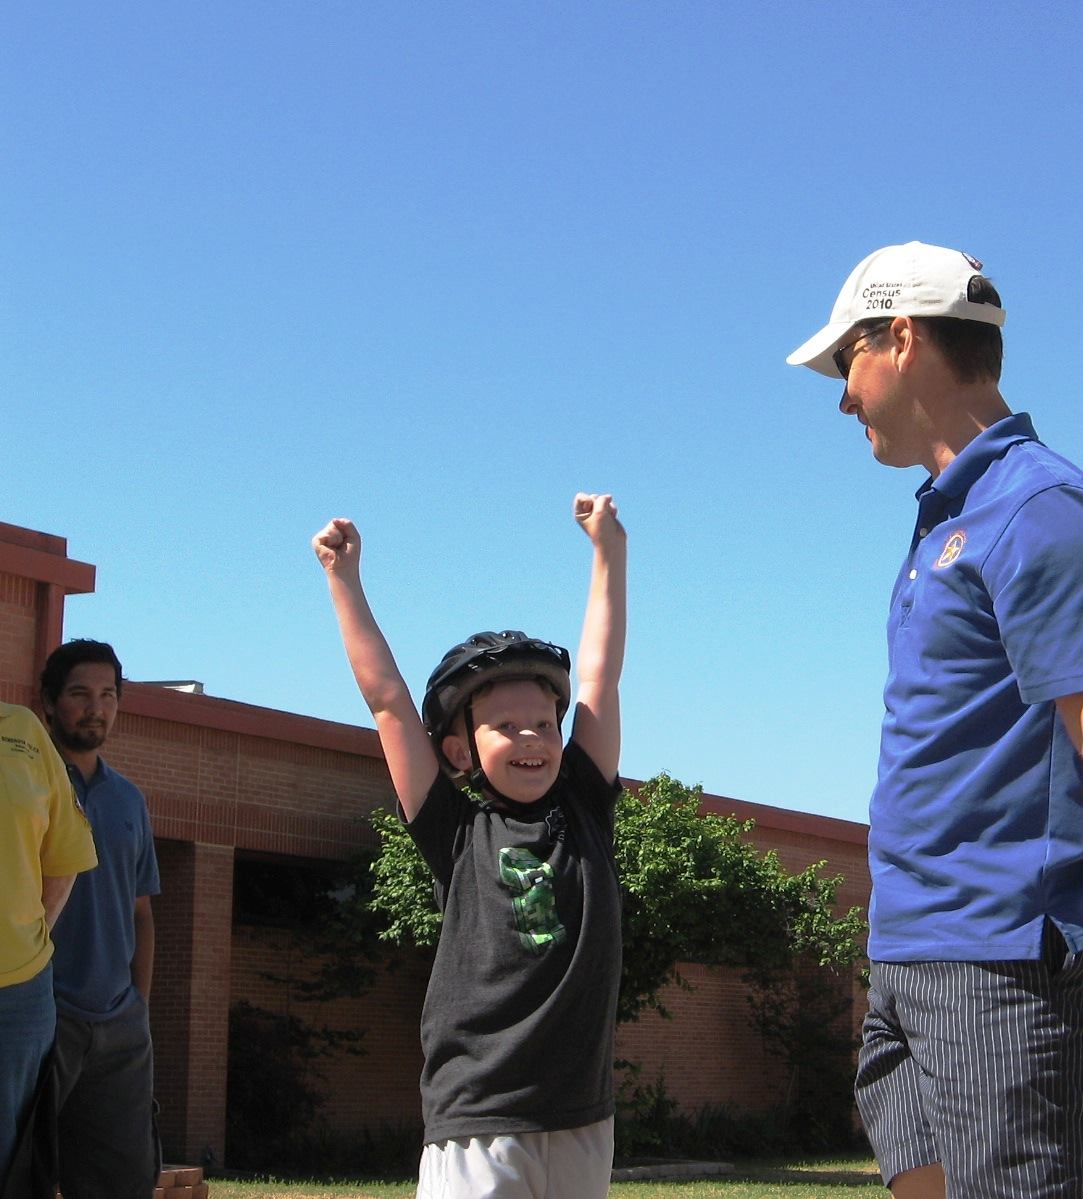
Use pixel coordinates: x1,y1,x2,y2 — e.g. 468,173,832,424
498,847,567,956
545,804,568,842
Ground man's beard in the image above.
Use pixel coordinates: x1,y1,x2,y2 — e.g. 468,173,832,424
52,722,107,753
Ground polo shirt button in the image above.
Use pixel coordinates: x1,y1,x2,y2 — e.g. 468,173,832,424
909,569,918,580
919,527,929,537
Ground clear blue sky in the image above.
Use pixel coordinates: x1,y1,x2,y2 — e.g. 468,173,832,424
4,2,1081,824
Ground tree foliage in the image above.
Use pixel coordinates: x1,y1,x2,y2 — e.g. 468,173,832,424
368,805,444,949
615,772,864,1020
366,771,865,1024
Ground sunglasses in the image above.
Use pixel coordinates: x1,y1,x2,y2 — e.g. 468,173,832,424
833,323,891,380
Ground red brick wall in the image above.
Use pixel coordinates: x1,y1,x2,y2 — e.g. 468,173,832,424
0,524,94,703
187,843,235,1161
106,703,392,859
229,924,427,1133
0,570,40,704
151,840,196,1161
615,964,790,1113
151,840,236,1164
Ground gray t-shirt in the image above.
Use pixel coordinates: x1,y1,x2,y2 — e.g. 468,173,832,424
406,740,622,1143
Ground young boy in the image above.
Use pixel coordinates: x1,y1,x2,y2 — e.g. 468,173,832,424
312,493,626,1199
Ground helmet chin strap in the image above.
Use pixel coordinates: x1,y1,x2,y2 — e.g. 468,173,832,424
462,700,561,811
463,701,513,807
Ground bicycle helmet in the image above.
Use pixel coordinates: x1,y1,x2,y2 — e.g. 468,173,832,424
422,630,571,786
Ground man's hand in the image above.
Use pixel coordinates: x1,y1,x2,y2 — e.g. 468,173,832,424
312,518,362,577
574,493,626,549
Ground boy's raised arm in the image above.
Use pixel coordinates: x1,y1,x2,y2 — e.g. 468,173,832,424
570,493,627,782
312,518,438,821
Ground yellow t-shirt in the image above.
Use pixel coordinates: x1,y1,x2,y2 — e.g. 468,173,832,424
0,702,98,987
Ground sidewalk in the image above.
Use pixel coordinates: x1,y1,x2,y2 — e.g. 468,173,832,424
611,1159,735,1182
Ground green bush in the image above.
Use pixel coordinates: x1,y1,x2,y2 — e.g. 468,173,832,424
291,1123,422,1178
614,1070,865,1164
614,1063,683,1159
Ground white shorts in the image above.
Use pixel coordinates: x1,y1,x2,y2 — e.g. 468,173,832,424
417,1116,614,1199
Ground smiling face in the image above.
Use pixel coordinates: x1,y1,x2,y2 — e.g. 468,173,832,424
442,678,564,804
43,661,120,755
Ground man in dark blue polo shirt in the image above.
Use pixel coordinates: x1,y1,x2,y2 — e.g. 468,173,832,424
788,242,1083,1199
42,640,160,1199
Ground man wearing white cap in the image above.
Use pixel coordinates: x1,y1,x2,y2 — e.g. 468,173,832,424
789,242,1083,1198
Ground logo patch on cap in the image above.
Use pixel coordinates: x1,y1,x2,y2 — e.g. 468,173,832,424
935,530,967,569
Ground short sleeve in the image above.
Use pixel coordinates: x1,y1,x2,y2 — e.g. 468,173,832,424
404,772,472,886
135,796,161,897
985,484,1083,703
561,741,622,837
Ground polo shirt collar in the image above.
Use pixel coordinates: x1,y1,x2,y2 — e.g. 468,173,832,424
916,412,1039,504
67,754,114,793
92,756,115,785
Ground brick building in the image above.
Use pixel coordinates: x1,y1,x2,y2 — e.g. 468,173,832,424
1,519,870,1166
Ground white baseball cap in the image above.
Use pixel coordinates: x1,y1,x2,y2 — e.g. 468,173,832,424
786,241,1006,378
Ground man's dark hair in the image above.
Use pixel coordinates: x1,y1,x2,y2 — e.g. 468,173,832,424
857,277,1004,384
921,277,1004,383
40,639,124,705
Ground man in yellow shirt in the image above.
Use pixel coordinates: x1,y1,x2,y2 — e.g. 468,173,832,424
0,701,97,1194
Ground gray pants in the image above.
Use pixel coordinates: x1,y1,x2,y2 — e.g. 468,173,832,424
856,922,1083,1197
54,998,158,1199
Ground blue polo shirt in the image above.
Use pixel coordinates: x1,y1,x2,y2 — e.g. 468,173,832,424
869,413,1083,962
51,757,160,1020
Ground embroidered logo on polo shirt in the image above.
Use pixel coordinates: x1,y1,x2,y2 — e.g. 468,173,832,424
0,734,40,760
935,530,967,569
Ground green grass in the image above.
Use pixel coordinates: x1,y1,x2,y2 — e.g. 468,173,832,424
209,1156,883,1198
208,1183,413,1199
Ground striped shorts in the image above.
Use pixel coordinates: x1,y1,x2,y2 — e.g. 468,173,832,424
856,922,1083,1196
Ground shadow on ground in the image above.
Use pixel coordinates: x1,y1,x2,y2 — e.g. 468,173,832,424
734,1164,881,1188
